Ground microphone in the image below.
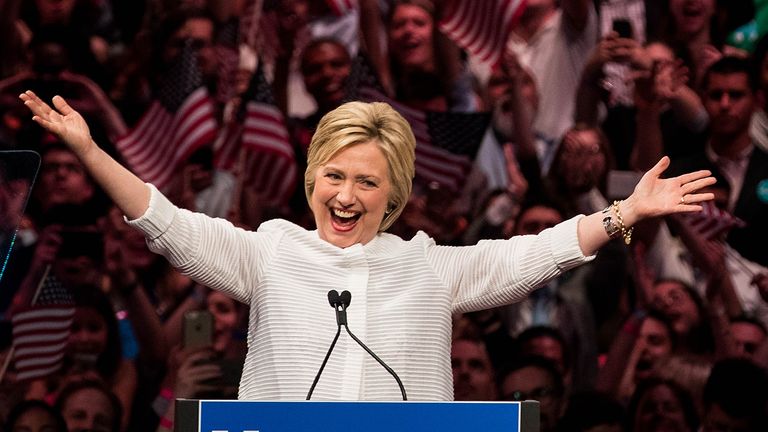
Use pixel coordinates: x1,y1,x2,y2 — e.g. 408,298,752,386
307,290,408,400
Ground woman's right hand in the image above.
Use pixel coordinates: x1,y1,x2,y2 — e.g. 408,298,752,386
19,91,94,157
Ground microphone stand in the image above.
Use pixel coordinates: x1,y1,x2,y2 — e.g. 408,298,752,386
342,321,408,400
307,290,408,401
305,292,344,400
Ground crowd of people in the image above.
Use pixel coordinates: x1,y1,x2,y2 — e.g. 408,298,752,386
1,0,768,431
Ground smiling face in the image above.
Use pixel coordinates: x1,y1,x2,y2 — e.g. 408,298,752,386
301,41,351,111
388,4,435,70
310,141,392,248
68,307,108,366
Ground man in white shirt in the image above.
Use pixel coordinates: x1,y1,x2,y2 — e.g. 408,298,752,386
507,0,599,147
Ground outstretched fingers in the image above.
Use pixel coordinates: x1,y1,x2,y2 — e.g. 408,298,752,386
682,175,717,195
19,91,66,134
20,90,54,118
676,169,713,185
678,192,716,212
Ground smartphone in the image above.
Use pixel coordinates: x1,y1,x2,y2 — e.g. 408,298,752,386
612,18,633,39
183,310,213,349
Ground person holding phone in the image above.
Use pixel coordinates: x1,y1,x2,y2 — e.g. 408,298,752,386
20,91,715,401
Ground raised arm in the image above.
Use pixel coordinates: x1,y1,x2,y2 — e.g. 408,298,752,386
576,156,715,256
20,91,150,219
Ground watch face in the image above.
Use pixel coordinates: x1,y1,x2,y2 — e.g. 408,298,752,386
602,208,620,238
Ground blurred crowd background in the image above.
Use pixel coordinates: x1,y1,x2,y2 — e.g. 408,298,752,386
1,0,768,431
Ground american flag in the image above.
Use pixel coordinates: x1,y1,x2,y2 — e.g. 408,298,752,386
326,0,357,16
685,201,746,241
215,65,296,205
439,0,527,65
347,56,489,191
116,41,218,191
11,275,74,382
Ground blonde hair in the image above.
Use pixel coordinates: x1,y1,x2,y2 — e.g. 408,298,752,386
305,101,416,231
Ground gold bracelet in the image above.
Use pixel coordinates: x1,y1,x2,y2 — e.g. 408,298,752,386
612,200,633,245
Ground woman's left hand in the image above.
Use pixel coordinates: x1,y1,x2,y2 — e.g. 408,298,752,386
623,156,715,226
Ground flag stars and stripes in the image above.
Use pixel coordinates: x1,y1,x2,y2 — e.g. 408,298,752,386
11,275,75,381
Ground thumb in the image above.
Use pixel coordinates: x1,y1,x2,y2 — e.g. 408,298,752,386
52,95,74,115
648,156,670,178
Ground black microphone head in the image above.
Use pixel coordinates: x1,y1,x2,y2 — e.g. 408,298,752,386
340,290,351,308
327,290,340,307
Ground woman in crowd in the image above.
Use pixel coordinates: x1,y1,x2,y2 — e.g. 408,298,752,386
628,377,699,432
19,90,715,400
55,380,122,432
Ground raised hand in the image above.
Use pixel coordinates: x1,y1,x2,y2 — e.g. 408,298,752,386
19,91,93,156
625,156,716,224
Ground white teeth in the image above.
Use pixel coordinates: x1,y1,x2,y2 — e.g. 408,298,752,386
333,209,358,218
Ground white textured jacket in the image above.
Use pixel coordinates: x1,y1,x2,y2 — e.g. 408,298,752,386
128,185,593,401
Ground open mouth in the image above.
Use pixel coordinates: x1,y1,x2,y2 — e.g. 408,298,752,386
636,358,653,372
330,208,361,231
682,5,703,19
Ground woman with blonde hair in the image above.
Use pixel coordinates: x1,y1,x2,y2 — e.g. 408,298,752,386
20,91,715,401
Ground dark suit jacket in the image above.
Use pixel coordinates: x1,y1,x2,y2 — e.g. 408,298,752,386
669,146,768,267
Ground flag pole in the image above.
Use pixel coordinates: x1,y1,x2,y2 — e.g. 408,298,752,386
0,264,52,384
228,134,249,225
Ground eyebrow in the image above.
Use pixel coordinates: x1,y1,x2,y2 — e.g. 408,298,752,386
323,166,382,182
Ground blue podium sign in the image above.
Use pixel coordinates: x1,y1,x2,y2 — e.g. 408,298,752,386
175,400,539,432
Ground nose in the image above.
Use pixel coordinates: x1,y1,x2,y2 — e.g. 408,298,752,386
70,329,87,343
336,181,356,206
401,21,416,36
719,93,731,109
320,63,335,78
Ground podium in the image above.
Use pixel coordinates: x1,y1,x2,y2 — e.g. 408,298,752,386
175,399,540,432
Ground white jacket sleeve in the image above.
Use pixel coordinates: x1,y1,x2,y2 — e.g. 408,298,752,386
125,184,280,304
427,215,594,313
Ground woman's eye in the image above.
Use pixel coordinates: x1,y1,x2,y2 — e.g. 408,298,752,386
325,173,341,180
363,180,377,187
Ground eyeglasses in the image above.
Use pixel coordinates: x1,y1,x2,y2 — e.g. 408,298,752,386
501,386,559,402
